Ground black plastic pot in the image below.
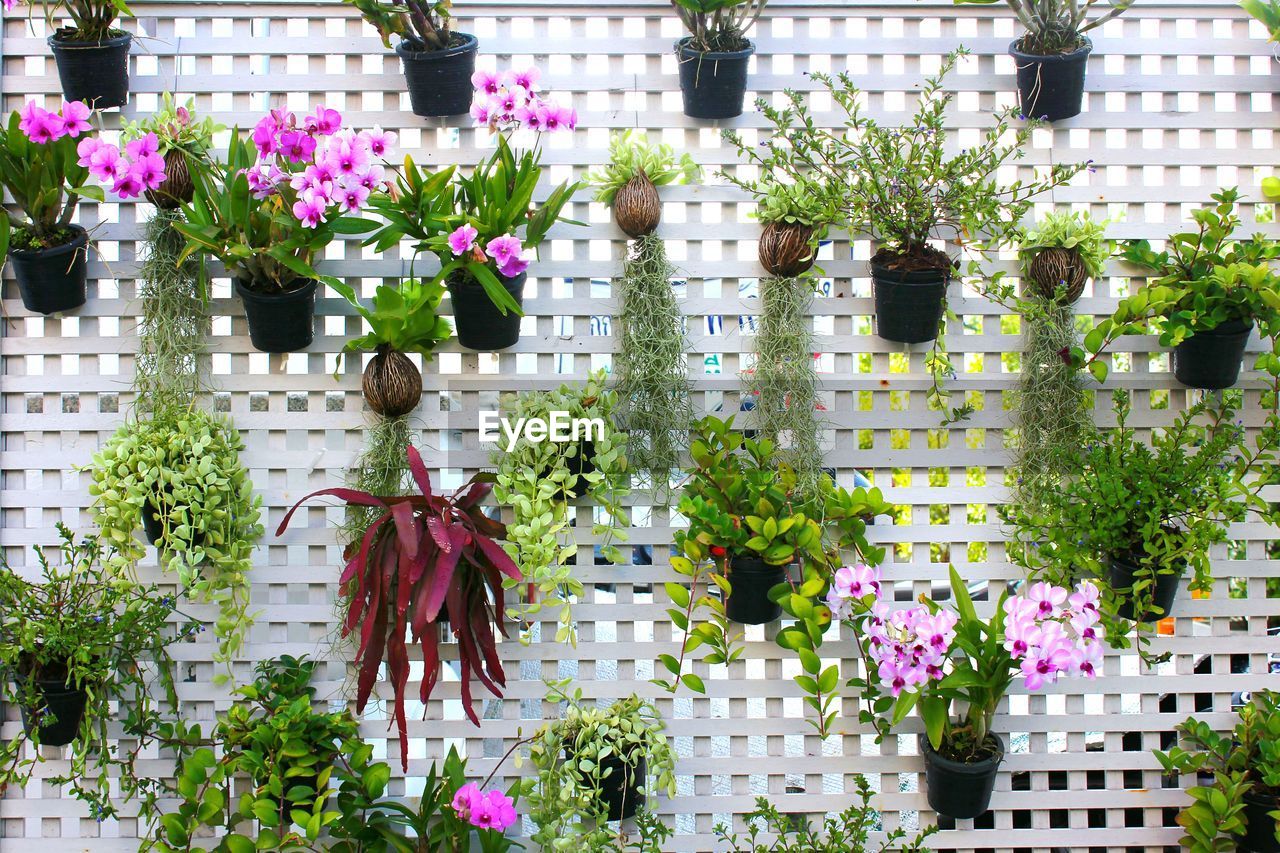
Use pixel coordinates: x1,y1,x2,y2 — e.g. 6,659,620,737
725,554,786,625
1172,319,1253,390
9,226,89,315
396,33,479,117
235,278,317,353
1108,553,1181,622
920,733,1005,820
1010,39,1091,122
562,747,645,822
16,675,89,747
870,260,949,344
48,30,132,109
447,272,526,351
676,38,754,120
1242,790,1280,853
538,440,597,500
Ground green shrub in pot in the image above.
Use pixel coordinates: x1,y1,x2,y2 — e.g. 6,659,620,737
1156,690,1280,852
86,408,263,676
0,525,188,822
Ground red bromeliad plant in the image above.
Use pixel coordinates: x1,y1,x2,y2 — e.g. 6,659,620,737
276,445,520,770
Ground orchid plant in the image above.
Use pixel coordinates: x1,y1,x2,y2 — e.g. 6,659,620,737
830,566,1105,762
366,66,581,314
1,0,132,42
176,105,394,293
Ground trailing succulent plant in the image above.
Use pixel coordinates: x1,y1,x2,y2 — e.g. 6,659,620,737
86,408,263,676
277,446,521,769
491,370,629,645
588,130,700,238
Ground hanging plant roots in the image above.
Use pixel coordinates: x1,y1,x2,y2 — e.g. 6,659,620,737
613,171,662,238
362,345,423,418
613,233,692,494
1027,246,1088,305
748,275,824,499
343,414,415,548
758,221,816,277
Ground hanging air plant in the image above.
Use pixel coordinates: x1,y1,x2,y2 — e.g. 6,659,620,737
754,183,825,278
123,94,223,211
588,130,700,238
1018,211,1110,305
613,170,663,238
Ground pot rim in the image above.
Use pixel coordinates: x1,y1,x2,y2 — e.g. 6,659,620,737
396,31,479,59
919,732,1006,772
447,270,528,291
1187,316,1255,336
234,277,317,303
675,35,756,60
48,29,132,48
8,224,89,259
1008,36,1093,62
869,258,952,284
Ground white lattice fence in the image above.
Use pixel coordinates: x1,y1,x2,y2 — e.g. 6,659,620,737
2,0,1279,849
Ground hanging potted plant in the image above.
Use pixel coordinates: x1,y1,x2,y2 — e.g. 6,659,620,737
174,105,393,353
344,0,478,117
368,67,579,351
1156,690,1280,853
3,1,135,108
86,408,264,672
671,0,768,120
835,566,1105,820
522,691,677,846
123,94,223,211
491,370,628,644
276,445,522,771
0,525,189,822
586,130,699,493
953,0,1134,122
1078,189,1280,390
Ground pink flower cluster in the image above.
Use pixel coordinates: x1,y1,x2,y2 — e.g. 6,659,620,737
450,782,517,832
446,224,530,279
1003,581,1105,690
867,601,959,698
77,133,166,200
18,100,91,144
242,106,396,228
469,67,577,133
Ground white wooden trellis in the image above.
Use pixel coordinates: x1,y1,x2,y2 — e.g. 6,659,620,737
1,0,1279,849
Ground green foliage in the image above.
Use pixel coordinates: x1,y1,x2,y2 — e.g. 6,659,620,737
587,130,700,205
1243,0,1280,41
1004,391,1261,660
714,777,938,851
0,525,187,823
86,408,263,676
343,0,453,50
123,94,223,158
612,234,692,495
367,138,582,314
14,0,132,41
0,108,102,249
176,132,375,293
1155,691,1280,851
952,0,1134,55
753,181,832,228
332,276,452,360
492,369,628,645
520,691,675,852
671,0,767,52
1077,189,1280,381
1018,209,1113,281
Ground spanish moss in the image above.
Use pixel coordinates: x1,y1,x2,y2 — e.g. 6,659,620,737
343,414,414,545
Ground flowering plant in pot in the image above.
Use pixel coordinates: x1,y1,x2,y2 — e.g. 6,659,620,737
276,445,521,770
671,0,768,119
733,49,1082,420
345,0,478,117
122,94,223,210
1003,390,1271,662
832,565,1105,820
1155,690,1280,853
1075,188,1280,390
3,0,136,107
367,68,579,351
491,370,628,645
175,105,394,352
953,0,1135,121
0,525,189,823
86,408,263,676
521,690,677,848
586,131,698,494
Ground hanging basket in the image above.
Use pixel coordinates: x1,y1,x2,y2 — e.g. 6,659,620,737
614,172,661,237
1026,246,1088,304
145,149,196,210
758,221,816,277
362,345,423,418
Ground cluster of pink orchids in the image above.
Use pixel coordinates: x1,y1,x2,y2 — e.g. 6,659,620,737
19,100,166,200
244,106,397,228
450,782,518,832
469,67,577,133
827,565,1105,697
